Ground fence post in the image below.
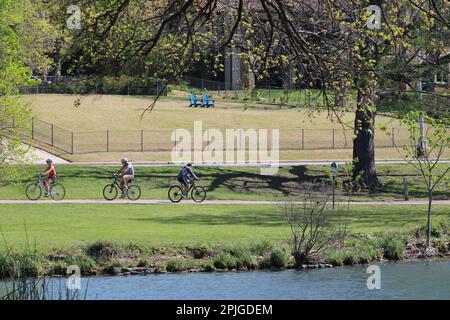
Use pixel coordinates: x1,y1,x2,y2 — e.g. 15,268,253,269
391,127,395,147
51,123,54,146
71,132,74,154
301,128,304,150
141,129,144,152
31,117,34,139
106,130,109,152
174,129,177,149
332,128,335,149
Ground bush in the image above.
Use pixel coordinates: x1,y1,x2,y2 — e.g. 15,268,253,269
85,241,123,261
200,260,215,272
430,218,449,237
213,253,236,270
224,245,257,269
269,248,288,268
187,243,212,259
382,236,404,260
65,255,97,275
165,257,198,272
250,240,274,256
324,252,345,266
102,259,126,274
323,237,383,266
434,238,449,253
0,251,44,278
50,261,67,276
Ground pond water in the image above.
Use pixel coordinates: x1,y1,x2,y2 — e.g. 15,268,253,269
3,259,450,299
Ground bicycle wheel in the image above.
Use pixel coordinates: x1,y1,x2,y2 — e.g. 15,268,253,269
126,185,141,201
25,183,42,200
50,183,66,201
103,184,118,200
191,186,206,203
168,185,183,203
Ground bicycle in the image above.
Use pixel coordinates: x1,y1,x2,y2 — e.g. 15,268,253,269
103,174,141,201
25,174,66,201
168,179,206,203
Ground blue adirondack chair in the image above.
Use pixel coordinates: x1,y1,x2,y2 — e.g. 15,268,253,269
189,93,202,107
200,94,215,108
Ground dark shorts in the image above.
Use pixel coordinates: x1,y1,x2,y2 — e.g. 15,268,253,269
48,176,57,183
177,176,189,186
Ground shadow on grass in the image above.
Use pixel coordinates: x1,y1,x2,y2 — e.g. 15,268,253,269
131,209,284,227
206,165,327,196
8,165,447,200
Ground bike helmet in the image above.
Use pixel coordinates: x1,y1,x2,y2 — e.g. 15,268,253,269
121,158,128,163
45,159,52,164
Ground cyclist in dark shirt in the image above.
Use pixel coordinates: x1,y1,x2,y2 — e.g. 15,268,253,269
177,163,198,197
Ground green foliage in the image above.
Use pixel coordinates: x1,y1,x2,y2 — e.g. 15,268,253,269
213,252,237,270
249,240,274,256
64,255,97,275
85,241,123,261
382,235,405,260
0,0,37,181
434,238,448,254
269,248,288,268
187,242,212,259
0,249,45,278
222,245,258,269
428,217,449,237
165,257,199,272
102,258,125,274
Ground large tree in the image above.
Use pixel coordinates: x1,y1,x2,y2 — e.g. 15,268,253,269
47,0,449,187
0,0,58,181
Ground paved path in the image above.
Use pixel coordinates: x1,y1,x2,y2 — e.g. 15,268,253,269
0,199,448,205
23,144,69,164
55,159,450,167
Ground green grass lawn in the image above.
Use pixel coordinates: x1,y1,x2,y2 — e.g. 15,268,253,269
1,164,448,201
0,204,448,250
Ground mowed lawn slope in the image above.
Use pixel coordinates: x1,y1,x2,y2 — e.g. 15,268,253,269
0,204,449,250
24,94,365,131
1,164,449,201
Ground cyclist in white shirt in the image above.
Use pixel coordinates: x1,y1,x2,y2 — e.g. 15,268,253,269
116,158,135,197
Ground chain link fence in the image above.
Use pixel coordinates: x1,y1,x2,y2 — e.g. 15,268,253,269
24,118,411,155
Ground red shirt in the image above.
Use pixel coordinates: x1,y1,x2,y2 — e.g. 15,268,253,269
47,165,57,178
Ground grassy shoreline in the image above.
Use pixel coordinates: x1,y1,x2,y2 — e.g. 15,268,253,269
1,224,449,280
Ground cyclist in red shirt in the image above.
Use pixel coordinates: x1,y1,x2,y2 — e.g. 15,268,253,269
42,159,57,197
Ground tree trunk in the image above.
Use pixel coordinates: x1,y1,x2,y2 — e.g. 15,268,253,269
352,87,380,189
427,190,432,247
292,251,307,267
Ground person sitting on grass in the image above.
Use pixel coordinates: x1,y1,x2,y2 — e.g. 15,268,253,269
116,158,135,198
42,159,57,197
177,163,198,197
